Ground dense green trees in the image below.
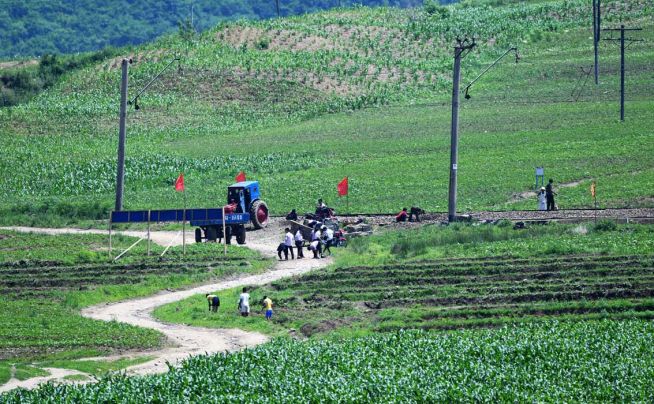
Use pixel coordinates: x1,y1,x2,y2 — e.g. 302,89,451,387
0,0,423,58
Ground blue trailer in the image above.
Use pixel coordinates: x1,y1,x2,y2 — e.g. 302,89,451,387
110,181,269,245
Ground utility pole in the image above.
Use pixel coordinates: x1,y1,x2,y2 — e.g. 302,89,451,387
115,58,130,211
114,56,180,211
448,38,476,223
592,0,601,84
275,0,280,17
603,25,643,121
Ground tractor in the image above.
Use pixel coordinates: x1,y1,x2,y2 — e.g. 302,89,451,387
193,181,269,245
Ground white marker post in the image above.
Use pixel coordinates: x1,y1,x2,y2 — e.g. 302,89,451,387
222,207,227,256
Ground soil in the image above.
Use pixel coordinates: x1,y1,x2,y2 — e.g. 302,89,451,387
0,218,332,392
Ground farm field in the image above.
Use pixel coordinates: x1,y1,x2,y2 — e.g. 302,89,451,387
0,230,268,384
5,320,654,401
156,222,654,336
1,0,654,400
0,0,652,225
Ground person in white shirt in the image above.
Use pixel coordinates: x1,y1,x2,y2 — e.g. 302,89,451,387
322,225,334,257
294,228,304,259
277,227,294,260
238,287,250,317
310,226,322,259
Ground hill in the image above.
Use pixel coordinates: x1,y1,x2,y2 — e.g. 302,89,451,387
0,0,422,58
0,0,652,225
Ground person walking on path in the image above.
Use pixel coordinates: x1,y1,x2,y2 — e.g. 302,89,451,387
294,228,304,259
545,179,557,211
238,287,250,317
206,294,220,312
537,187,547,211
262,296,273,320
277,228,295,260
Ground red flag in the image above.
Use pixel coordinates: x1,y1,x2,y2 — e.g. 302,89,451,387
235,171,246,182
175,173,184,192
337,177,348,197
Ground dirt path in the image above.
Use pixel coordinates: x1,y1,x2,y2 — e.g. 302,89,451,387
0,219,331,392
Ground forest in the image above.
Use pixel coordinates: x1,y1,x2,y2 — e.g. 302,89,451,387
0,0,424,58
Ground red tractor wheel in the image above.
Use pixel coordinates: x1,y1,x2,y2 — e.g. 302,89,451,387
250,200,269,229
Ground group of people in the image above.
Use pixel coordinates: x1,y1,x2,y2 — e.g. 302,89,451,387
395,207,425,222
537,179,558,211
278,223,333,260
205,287,273,320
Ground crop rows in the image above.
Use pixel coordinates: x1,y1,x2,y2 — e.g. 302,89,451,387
5,321,654,402
264,254,654,333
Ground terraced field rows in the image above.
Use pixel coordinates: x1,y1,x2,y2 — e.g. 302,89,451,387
266,254,654,333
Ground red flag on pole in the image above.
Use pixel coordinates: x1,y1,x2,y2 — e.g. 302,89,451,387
337,177,348,197
235,171,246,182
175,173,184,192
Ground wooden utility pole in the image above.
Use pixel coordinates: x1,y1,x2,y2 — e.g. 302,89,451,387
448,38,475,223
275,0,280,17
115,58,130,211
603,25,643,121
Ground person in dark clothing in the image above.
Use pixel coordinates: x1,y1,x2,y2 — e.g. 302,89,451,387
206,294,220,312
286,209,298,221
545,179,557,211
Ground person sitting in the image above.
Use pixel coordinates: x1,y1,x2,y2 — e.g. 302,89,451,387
224,199,238,214
396,208,408,222
286,209,298,221
315,199,331,218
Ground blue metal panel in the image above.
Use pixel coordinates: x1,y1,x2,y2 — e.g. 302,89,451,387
111,209,250,225
190,213,250,227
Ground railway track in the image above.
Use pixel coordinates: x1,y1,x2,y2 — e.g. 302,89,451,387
316,208,654,226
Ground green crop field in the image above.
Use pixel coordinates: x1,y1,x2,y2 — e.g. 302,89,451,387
1,0,654,399
0,0,652,225
5,321,654,401
0,230,268,383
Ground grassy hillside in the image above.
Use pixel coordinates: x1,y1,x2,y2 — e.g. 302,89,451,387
0,0,422,58
0,0,652,225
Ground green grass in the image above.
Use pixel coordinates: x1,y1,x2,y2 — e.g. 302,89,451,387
38,356,155,377
5,320,654,402
0,0,652,225
0,230,270,365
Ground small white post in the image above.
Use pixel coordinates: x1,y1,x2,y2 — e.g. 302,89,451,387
222,207,227,255
147,210,151,256
108,211,113,260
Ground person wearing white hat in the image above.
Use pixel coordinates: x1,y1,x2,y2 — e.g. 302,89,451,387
537,187,547,211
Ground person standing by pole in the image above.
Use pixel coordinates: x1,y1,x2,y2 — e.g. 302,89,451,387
545,179,557,211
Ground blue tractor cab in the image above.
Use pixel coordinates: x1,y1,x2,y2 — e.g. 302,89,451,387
227,181,268,229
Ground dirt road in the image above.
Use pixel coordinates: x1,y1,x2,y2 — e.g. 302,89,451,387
0,219,331,392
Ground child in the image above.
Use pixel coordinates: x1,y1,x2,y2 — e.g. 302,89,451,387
262,296,273,320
